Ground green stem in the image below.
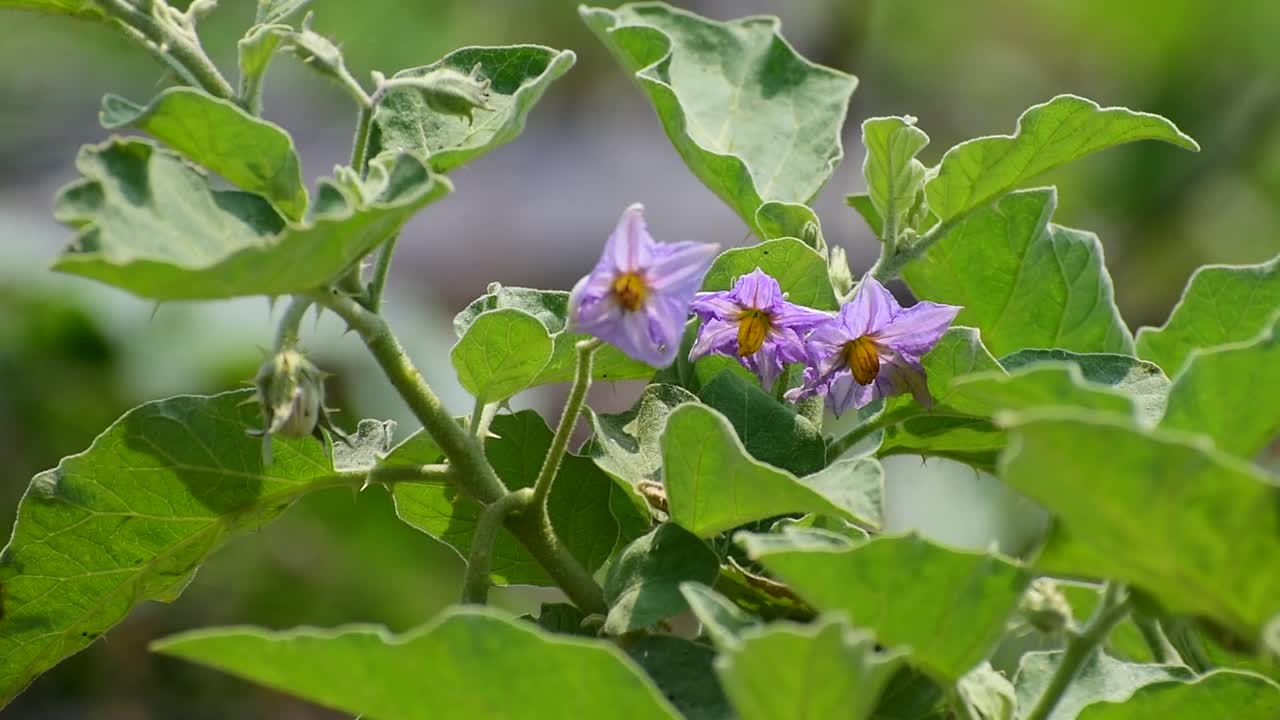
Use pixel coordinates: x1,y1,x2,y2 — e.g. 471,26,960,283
1165,619,1214,673
1133,613,1181,665
461,488,533,604
338,101,379,302
366,463,453,487
350,102,375,176
101,0,236,101
367,233,399,312
315,291,606,614
1025,584,1133,720
826,406,920,462
273,296,313,351
531,339,600,509
865,215,962,285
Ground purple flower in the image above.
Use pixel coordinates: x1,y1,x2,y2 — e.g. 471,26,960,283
569,204,719,367
786,275,961,416
688,268,831,390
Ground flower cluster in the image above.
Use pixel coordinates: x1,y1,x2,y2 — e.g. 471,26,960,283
568,205,961,414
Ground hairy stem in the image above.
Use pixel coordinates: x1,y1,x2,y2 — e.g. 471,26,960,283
367,233,400,312
532,339,600,509
1025,584,1133,720
101,0,236,101
867,215,962,284
273,296,313,351
461,489,534,604
350,102,375,175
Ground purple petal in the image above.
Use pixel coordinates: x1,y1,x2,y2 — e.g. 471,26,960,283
769,299,833,331
841,275,902,337
747,338,784,392
689,317,739,361
883,357,933,409
603,203,653,273
689,290,741,321
874,300,962,357
769,326,809,365
730,268,783,310
600,308,665,367
644,295,689,365
647,240,720,296
570,274,622,332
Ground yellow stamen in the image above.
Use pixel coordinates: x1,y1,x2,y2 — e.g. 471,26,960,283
843,336,881,385
613,272,647,311
736,309,771,356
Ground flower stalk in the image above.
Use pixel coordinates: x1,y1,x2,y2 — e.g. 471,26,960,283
531,339,601,509
462,488,534,605
1025,583,1133,720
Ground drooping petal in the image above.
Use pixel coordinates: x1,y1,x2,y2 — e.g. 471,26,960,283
689,290,741,321
883,355,933,409
644,294,689,366
603,203,653,273
874,300,962,357
569,274,622,333
646,240,721,295
841,275,902,337
608,306,666,366
689,317,739,361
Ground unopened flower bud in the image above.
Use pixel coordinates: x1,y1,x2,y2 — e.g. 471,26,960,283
1018,578,1074,635
255,348,325,440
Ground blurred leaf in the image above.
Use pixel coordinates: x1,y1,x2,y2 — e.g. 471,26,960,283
53,139,449,300
603,524,719,634
626,635,732,720
0,391,341,706
703,238,838,310
957,663,1016,720
531,603,591,637
256,0,310,24
663,404,882,537
1160,317,1280,457
455,285,652,385
904,188,1133,357
926,95,1198,225
1013,651,1193,720
744,532,1031,682
238,23,288,108
450,308,553,403
391,411,620,585
863,116,929,242
1001,349,1170,424
1135,255,1280,376
373,46,575,173
847,192,885,238
1076,670,1280,719
100,88,308,220
582,3,857,236
1000,411,1280,640
678,582,761,648
872,668,949,720
697,370,825,476
715,618,904,720
0,0,101,17
153,607,682,719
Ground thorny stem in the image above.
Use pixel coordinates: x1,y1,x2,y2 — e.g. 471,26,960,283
1025,583,1133,720
101,0,236,102
461,488,534,604
273,296,313,351
531,339,601,509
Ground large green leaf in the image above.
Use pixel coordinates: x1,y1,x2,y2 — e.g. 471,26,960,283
697,370,825,476
455,285,653,385
0,391,342,706
391,411,620,585
603,524,719,634
450,308,554,403
153,606,682,720
1000,349,1170,425
1135,254,1280,375
715,617,905,720
1013,651,1192,720
702,238,839,311
53,139,449,300
0,0,100,17
678,582,762,648
999,411,1280,640
863,116,929,243
744,532,1031,682
100,87,308,220
1160,317,1280,458
926,95,1198,226
663,404,883,537
625,635,733,720
1076,670,1280,720
372,45,576,173
582,3,857,236
904,188,1133,357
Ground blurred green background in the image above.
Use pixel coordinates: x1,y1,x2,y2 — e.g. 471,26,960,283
1,0,1277,716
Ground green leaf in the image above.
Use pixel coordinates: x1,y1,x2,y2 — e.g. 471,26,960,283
999,411,1280,640
391,411,620,585
703,238,839,310
0,391,341,705
0,0,101,17
847,193,885,238
455,285,653,385
530,603,592,637
872,668,950,720
450,308,554,403
926,95,1198,226
862,116,929,242
153,606,682,720
755,201,826,251
373,46,575,173
904,188,1133,357
100,87,308,220
744,532,1031,682
238,23,288,106
1160,317,1280,458
1013,651,1193,720
53,139,449,300
1000,349,1170,425
1076,670,1280,720
582,3,857,236
678,582,762,648
1135,254,1280,376
697,370,826,476
715,617,904,720
626,635,733,720
663,404,883,537
603,524,719,634
256,0,310,24
331,418,396,472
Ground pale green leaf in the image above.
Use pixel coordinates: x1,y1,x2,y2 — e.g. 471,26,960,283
702,238,839,310
0,0,101,17
999,410,1280,640
745,532,1031,682
697,370,826,476
1076,670,1280,720
663,404,883,537
958,663,1016,720
1013,651,1193,720
715,617,904,720
373,46,575,172
0,391,340,706
331,418,396,472
450,308,553,403
603,524,719,634
863,116,929,242
1135,254,1280,375
926,95,1198,226
626,635,733,720
582,3,857,236
847,192,885,238
100,87,308,220
755,201,825,251
53,139,449,300
678,582,761,648
1000,349,1169,424
904,188,1133,357
153,606,682,720
256,0,310,24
